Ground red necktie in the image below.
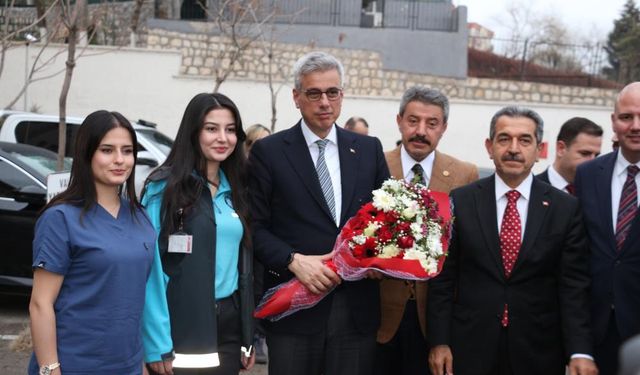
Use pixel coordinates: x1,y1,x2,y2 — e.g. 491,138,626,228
616,165,639,251
500,190,521,326
565,183,576,196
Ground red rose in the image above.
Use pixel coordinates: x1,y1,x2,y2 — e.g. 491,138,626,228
352,244,365,258
364,236,377,250
396,222,411,233
385,211,399,223
378,226,393,242
397,235,414,249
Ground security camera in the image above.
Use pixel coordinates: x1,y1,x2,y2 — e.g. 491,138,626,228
25,33,38,43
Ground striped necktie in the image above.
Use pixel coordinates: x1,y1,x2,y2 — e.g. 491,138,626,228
616,165,639,251
315,139,336,222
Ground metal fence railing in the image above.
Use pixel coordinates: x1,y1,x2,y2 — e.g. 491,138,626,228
468,36,619,88
383,0,457,31
211,0,459,31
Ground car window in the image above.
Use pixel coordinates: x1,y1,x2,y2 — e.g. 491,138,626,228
15,121,80,157
0,158,43,196
136,129,173,155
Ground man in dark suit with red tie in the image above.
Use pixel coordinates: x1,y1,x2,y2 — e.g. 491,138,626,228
537,117,602,194
574,82,640,375
249,51,389,375
427,106,597,375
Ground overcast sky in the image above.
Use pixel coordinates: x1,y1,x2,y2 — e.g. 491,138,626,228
456,0,634,41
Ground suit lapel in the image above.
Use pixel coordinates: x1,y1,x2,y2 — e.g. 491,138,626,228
337,127,358,226
282,123,335,222
474,176,503,276
596,153,617,253
385,147,403,180
512,178,550,275
429,151,454,193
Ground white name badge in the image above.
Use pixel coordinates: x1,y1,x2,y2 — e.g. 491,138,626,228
168,234,193,254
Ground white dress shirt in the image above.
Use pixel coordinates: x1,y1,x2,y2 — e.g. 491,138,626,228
611,149,640,231
547,166,571,193
400,146,435,185
495,173,532,241
301,120,342,225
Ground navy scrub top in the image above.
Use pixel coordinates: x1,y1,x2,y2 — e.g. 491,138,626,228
28,201,155,375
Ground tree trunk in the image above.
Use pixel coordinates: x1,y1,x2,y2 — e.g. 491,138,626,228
57,25,77,171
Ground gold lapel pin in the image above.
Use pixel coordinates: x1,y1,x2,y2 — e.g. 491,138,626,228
443,170,450,177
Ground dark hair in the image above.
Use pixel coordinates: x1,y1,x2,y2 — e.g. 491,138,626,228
490,106,544,143
146,92,250,244
43,110,140,217
556,117,603,145
344,116,369,130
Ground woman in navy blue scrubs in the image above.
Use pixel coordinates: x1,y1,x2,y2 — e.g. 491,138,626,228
141,93,254,375
28,111,155,375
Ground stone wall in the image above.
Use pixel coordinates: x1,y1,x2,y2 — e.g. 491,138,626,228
146,27,617,107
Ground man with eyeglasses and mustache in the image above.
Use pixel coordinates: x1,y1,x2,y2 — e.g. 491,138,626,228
376,86,478,375
249,51,389,375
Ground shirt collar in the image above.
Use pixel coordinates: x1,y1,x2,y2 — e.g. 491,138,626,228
547,165,569,189
300,118,338,147
400,145,435,181
495,172,533,202
614,148,640,178
217,169,231,195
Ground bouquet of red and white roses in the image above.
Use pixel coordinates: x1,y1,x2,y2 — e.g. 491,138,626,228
254,179,452,321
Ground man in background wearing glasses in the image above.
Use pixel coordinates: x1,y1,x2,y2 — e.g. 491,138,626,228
249,51,390,375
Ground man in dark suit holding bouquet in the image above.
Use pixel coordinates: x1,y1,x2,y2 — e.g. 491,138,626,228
428,106,597,375
249,51,389,375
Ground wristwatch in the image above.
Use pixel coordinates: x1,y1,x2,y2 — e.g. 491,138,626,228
39,362,60,375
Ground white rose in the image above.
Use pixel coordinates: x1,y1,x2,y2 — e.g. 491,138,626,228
402,207,416,220
378,244,401,258
363,222,380,237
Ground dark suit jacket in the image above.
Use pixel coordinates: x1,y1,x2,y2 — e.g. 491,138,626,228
537,169,551,184
427,175,593,375
575,152,640,344
249,122,390,334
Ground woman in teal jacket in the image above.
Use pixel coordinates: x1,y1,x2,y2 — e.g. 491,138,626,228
141,93,254,375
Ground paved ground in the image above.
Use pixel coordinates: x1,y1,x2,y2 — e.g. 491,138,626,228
0,294,267,374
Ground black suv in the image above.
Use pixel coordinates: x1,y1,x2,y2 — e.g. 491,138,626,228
0,142,71,293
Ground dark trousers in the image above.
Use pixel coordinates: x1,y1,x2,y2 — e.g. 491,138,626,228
172,295,241,375
267,288,377,375
595,313,622,375
374,300,429,375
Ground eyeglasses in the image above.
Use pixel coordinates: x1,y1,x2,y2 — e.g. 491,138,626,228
302,88,343,101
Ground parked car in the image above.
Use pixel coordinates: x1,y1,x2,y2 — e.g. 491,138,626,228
0,142,72,292
0,110,173,194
